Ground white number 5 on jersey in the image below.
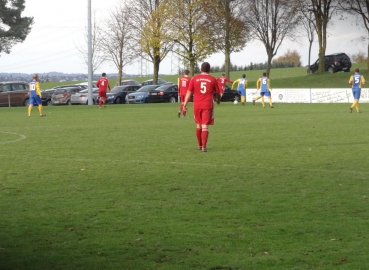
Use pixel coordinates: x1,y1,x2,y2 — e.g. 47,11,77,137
200,82,207,93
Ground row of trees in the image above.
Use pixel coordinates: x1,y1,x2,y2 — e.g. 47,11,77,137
2,1,369,83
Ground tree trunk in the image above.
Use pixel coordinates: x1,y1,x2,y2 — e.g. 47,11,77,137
224,1,231,78
308,40,313,67
367,41,369,70
153,54,160,85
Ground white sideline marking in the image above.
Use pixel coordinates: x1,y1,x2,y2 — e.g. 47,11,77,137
0,131,27,145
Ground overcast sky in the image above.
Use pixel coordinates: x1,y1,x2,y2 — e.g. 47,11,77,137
0,0,367,75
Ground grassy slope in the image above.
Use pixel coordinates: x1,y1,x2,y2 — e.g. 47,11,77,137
40,63,368,90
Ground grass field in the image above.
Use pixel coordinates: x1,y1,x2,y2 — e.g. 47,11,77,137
1,102,369,269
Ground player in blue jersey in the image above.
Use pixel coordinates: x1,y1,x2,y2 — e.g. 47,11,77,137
253,72,273,108
28,74,46,117
349,68,365,113
232,74,247,105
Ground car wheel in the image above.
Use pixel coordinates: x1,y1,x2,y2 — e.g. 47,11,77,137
116,97,122,104
328,67,334,73
23,98,29,106
46,99,52,106
307,69,313,75
169,96,176,103
344,68,350,73
234,96,240,102
67,99,71,105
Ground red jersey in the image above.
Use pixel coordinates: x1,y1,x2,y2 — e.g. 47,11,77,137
217,76,233,91
188,73,219,110
96,77,110,92
179,75,191,96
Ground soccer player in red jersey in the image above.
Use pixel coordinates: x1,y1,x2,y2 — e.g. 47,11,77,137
96,72,111,108
177,69,191,118
183,62,221,152
217,73,233,99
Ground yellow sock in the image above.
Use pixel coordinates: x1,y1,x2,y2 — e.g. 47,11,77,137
356,104,359,112
261,97,265,107
241,96,245,103
38,105,43,115
351,100,358,108
269,99,273,106
28,105,32,116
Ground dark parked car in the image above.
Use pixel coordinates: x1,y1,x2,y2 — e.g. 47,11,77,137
146,84,178,103
141,78,168,86
308,53,352,74
105,85,141,104
120,80,141,86
0,81,29,107
41,89,55,106
221,85,241,102
51,87,82,105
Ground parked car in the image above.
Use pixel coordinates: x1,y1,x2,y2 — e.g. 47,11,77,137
307,53,352,74
221,85,241,102
41,89,55,106
71,88,99,105
54,84,89,90
105,85,141,104
0,81,29,107
51,87,82,105
120,80,141,86
146,84,178,103
126,85,160,103
141,78,167,86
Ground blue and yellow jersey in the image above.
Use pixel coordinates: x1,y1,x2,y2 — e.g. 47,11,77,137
232,78,247,90
349,74,365,89
29,79,41,96
256,77,271,92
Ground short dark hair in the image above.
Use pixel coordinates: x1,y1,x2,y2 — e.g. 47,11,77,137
242,74,246,78
184,69,189,75
263,72,267,77
201,62,211,73
222,73,225,76
102,72,106,77
355,68,360,73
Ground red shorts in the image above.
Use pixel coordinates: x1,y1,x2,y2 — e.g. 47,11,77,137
194,108,214,125
99,91,106,98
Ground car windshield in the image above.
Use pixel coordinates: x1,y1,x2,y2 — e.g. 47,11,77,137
155,85,171,91
137,85,159,92
110,86,129,93
54,89,67,94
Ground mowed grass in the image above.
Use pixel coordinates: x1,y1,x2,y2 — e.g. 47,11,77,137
1,102,369,270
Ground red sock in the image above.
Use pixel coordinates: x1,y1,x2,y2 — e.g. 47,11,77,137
179,104,183,111
201,128,208,149
182,109,187,116
196,128,202,147
99,99,102,107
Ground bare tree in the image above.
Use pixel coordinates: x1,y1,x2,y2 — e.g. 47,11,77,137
300,10,316,72
101,4,137,84
75,12,107,75
205,0,249,78
127,0,173,84
244,0,301,76
300,0,339,73
164,0,217,76
339,0,369,69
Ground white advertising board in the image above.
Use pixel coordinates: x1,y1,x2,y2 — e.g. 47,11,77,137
246,88,369,103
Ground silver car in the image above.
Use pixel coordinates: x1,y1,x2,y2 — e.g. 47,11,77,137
71,88,99,105
51,87,82,105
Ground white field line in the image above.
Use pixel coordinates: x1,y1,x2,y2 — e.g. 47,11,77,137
0,131,27,145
